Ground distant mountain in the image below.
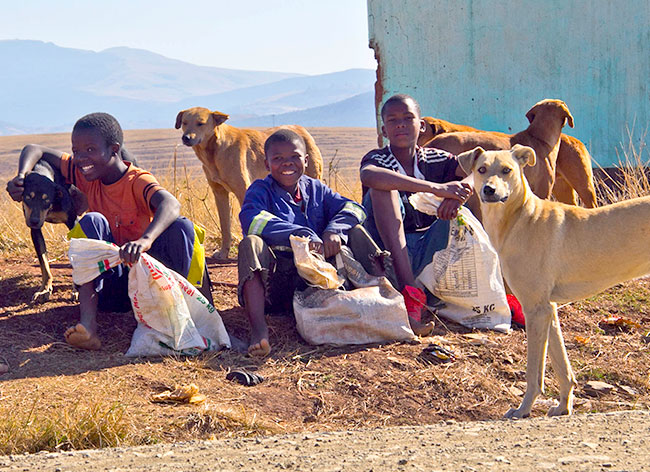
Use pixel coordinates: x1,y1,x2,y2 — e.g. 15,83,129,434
230,92,376,128
87,47,303,101
0,40,300,101
0,40,375,134
179,69,375,116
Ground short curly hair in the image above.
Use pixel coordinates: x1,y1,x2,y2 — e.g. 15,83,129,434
264,128,306,156
380,94,421,121
73,112,124,147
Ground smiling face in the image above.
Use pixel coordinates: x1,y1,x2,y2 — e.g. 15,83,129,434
71,127,119,183
381,98,425,150
265,139,308,194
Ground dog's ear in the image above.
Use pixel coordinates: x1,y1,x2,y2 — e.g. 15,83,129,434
175,110,185,129
458,147,485,175
511,144,536,168
525,109,535,124
560,101,574,128
212,112,229,126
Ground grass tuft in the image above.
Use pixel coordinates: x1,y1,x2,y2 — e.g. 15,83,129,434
0,400,139,454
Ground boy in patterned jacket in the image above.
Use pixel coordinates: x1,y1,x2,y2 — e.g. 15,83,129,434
359,94,474,335
239,129,383,357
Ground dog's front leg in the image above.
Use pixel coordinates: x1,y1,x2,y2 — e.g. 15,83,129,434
30,228,53,303
546,303,577,416
504,301,553,419
209,181,233,260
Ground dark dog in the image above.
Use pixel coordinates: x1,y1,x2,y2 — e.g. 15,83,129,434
22,159,87,303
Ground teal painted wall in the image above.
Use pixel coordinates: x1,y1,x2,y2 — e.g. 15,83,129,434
368,0,649,167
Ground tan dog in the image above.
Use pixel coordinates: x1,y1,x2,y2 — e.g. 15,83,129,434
424,100,596,207
458,144,650,418
175,107,323,259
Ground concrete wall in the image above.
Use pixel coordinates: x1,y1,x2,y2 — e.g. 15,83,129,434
367,0,649,167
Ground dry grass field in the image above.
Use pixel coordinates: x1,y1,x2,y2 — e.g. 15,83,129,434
0,128,649,454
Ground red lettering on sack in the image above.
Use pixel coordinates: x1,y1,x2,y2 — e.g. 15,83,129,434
142,257,166,281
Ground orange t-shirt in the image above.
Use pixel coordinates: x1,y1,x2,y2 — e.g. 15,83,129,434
61,153,164,246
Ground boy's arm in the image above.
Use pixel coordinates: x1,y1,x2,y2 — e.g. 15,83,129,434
119,189,180,264
437,171,475,220
322,185,366,235
320,186,366,258
239,184,320,247
360,164,471,202
6,144,65,202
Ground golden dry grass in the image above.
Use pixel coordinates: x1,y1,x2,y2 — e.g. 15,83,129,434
594,129,650,203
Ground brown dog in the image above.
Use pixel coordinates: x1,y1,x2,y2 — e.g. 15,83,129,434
175,107,323,260
421,100,597,207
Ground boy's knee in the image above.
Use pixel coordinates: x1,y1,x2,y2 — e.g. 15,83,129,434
347,224,371,245
238,235,266,258
162,217,194,239
238,235,274,278
72,212,111,240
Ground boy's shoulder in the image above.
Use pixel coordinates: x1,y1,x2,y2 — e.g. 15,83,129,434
360,146,397,170
416,146,459,183
299,174,324,189
244,174,313,200
361,146,391,160
417,146,457,163
119,162,161,186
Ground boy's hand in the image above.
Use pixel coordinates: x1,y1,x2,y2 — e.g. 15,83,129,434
437,198,462,220
322,231,342,259
430,181,472,202
120,236,153,265
6,175,25,202
308,240,324,255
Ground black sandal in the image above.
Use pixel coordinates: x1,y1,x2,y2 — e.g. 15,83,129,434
226,369,265,386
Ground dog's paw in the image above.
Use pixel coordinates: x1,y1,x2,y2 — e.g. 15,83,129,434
504,407,530,420
212,248,231,261
31,288,52,304
547,404,571,417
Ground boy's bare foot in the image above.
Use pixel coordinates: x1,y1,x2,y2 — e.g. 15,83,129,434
410,318,435,337
64,323,101,350
248,338,271,357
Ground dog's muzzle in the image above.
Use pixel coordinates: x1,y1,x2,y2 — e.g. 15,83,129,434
26,213,46,229
481,184,508,203
182,134,197,146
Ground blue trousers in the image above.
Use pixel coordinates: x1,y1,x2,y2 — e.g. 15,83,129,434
362,193,449,278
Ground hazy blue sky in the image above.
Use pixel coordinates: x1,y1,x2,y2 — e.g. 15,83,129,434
0,0,376,75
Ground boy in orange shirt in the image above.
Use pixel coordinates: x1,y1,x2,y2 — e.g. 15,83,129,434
6,112,211,350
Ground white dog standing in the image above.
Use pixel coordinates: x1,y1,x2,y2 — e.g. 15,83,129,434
458,144,650,418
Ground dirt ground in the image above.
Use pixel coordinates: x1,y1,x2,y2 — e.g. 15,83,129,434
1,254,650,453
2,410,649,471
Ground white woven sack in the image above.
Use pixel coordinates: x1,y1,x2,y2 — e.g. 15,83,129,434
68,238,231,356
410,194,511,332
292,243,416,346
